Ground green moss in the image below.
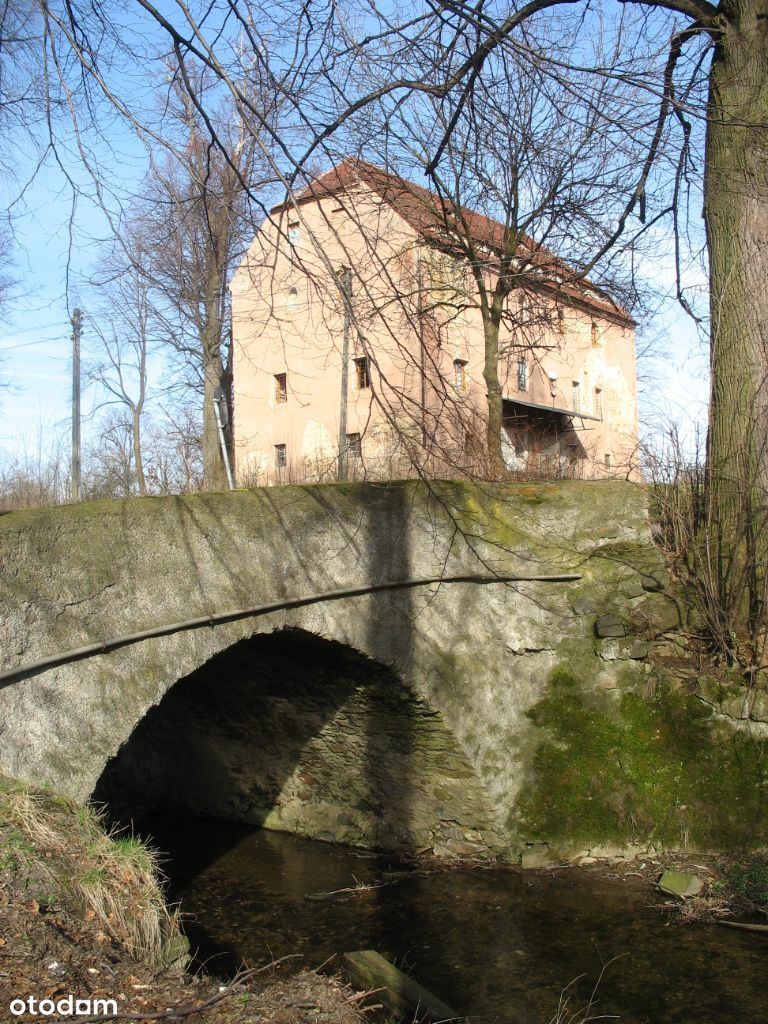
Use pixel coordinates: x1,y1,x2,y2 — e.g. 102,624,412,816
518,667,768,852
722,858,768,910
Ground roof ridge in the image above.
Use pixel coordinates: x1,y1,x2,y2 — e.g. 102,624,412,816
276,159,633,324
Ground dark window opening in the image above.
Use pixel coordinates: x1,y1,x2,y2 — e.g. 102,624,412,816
275,444,287,469
346,432,361,457
354,356,370,390
274,373,287,404
517,358,528,392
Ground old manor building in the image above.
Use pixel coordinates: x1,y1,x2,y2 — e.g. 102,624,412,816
230,159,639,485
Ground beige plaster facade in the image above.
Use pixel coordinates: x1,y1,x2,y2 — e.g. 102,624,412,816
231,160,639,485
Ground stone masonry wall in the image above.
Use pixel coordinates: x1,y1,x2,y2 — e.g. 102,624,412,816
1,481,762,860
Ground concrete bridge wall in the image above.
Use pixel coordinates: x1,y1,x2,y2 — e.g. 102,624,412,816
0,481,702,860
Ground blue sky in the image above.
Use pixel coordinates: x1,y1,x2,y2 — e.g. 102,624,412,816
1,168,106,452
0,0,711,466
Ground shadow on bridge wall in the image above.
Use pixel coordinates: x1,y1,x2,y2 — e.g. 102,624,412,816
92,480,498,841
91,486,500,957
91,626,494,851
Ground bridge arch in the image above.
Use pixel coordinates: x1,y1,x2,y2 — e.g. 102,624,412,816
92,627,505,856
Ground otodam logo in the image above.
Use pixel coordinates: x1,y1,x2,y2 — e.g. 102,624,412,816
10,995,119,1017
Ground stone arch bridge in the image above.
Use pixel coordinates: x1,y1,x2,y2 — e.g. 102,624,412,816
0,481,670,860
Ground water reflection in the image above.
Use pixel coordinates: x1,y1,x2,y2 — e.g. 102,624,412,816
144,815,765,1024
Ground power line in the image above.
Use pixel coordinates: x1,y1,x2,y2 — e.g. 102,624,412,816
1,337,67,351
0,320,67,340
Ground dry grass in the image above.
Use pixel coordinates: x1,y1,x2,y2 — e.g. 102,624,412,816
547,959,623,1024
0,774,184,967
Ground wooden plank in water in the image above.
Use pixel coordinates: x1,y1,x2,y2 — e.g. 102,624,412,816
341,949,467,1023
717,920,768,935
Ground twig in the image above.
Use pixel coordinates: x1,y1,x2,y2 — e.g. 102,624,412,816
48,954,302,1023
305,879,398,901
346,987,386,1003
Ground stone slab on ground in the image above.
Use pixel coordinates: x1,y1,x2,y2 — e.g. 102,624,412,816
658,869,704,898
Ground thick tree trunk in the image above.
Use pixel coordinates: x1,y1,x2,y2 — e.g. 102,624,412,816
705,0,768,486
703,0,768,625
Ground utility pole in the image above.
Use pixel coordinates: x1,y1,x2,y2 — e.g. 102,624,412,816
213,385,235,489
416,252,428,448
71,308,81,503
337,268,352,482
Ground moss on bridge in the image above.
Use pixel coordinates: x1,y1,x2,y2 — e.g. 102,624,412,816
517,665,768,857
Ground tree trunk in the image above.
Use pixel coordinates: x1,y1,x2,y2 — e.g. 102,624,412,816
201,276,228,491
132,404,147,496
483,314,506,479
703,0,768,624
202,335,228,491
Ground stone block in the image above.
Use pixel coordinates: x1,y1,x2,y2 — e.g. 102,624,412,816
521,842,551,869
628,592,682,636
595,613,626,639
658,869,704,898
627,640,651,659
443,838,489,857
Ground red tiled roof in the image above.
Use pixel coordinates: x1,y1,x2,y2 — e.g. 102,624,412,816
275,158,634,326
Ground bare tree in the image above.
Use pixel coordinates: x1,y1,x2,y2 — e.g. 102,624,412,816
24,0,766,482
404,29,649,476
0,416,69,509
87,224,154,495
120,65,277,490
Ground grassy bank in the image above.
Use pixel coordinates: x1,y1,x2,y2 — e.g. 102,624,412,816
0,775,362,1023
0,773,184,967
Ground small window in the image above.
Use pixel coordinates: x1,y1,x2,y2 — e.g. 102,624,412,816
605,453,612,469
454,358,468,393
275,443,287,469
288,222,300,245
591,321,599,345
566,444,580,464
517,358,528,392
594,388,603,419
287,287,299,313
354,356,370,390
572,381,581,413
274,372,287,404
557,309,566,335
346,432,361,457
